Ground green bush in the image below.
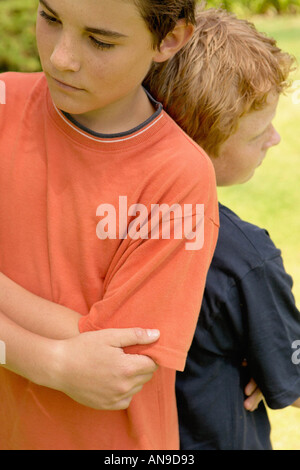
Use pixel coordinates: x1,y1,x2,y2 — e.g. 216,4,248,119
0,0,40,72
206,0,300,15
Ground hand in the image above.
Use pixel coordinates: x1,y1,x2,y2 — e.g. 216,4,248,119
244,377,263,412
53,327,160,410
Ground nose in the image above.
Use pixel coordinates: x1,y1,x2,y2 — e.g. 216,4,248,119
264,126,281,150
50,32,81,72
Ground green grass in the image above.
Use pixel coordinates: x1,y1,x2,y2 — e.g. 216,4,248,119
218,15,300,451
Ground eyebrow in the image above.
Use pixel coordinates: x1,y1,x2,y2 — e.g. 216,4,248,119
39,0,129,39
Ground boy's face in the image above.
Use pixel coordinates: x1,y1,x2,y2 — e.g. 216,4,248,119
212,92,281,186
36,0,162,124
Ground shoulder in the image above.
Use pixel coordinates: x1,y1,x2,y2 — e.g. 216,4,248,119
0,71,43,83
160,111,215,174
0,72,47,130
0,71,45,91
158,111,218,210
214,203,281,275
163,111,212,160
0,72,46,108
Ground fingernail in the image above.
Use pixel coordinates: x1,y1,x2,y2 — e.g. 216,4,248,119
147,329,160,339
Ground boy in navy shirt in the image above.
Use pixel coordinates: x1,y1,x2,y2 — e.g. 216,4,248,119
146,7,300,449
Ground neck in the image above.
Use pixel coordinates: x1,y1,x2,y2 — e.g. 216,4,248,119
70,86,156,135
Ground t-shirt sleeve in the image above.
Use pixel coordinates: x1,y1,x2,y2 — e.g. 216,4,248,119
0,72,44,132
79,168,219,372
240,256,300,408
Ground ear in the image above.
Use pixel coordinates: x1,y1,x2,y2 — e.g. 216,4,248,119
153,20,195,64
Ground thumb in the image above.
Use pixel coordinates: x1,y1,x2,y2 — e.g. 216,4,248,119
106,328,160,349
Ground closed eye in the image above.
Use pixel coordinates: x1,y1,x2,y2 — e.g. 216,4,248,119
89,36,115,50
39,10,59,25
39,10,114,51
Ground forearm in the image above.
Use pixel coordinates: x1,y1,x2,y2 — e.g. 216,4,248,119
0,310,160,410
0,311,61,389
0,273,81,339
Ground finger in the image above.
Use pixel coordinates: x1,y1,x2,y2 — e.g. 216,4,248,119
113,396,134,411
244,377,257,397
125,353,158,377
244,389,263,412
114,378,153,410
105,328,160,348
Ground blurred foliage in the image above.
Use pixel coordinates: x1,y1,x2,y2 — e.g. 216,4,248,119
0,0,40,72
0,0,300,72
206,0,300,15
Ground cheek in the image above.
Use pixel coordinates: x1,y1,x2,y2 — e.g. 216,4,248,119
36,23,53,61
233,146,260,178
36,18,47,45
92,51,152,87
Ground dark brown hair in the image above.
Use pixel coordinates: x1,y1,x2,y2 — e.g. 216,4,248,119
134,0,197,47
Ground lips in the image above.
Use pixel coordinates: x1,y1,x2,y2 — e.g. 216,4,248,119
50,74,83,90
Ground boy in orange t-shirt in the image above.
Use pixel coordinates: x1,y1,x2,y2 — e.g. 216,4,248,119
0,0,219,450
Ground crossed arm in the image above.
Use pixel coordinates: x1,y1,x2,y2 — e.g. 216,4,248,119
0,272,160,410
0,272,272,411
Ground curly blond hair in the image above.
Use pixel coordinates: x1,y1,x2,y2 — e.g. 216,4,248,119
144,7,295,156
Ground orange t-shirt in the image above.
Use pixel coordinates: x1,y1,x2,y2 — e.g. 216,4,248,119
0,72,219,450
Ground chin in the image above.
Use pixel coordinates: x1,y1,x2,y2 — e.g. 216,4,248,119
240,172,255,184
217,172,255,186
49,90,91,115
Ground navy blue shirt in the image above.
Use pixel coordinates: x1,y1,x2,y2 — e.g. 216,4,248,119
176,203,300,450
